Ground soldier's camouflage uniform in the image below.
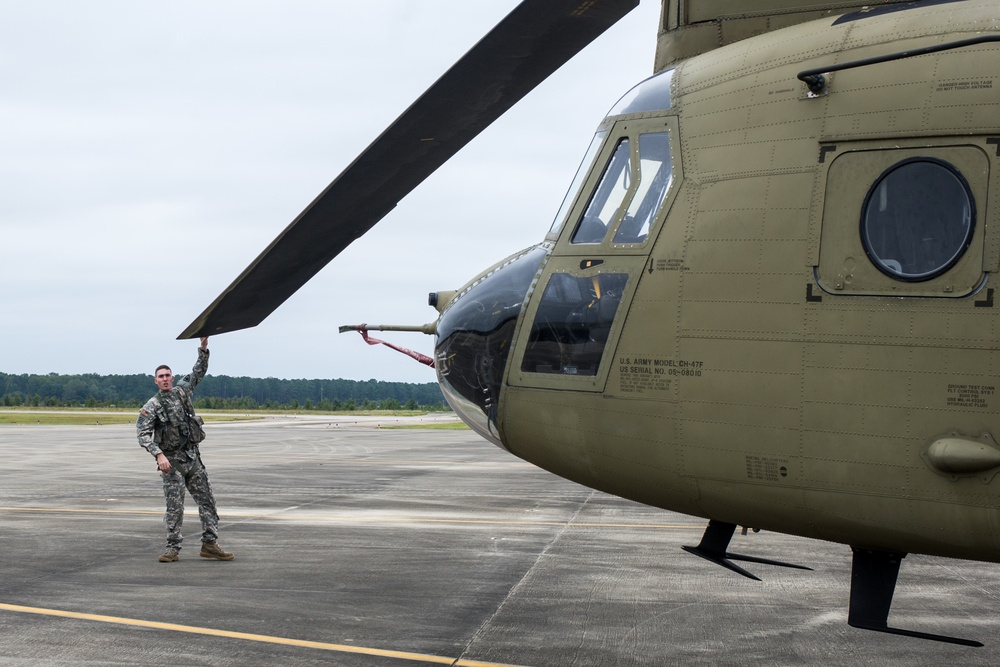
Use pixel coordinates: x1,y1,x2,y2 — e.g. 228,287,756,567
136,347,220,552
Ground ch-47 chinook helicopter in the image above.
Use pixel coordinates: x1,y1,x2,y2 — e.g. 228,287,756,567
181,0,1000,647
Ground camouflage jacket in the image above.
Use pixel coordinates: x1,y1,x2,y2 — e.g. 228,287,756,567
137,347,209,459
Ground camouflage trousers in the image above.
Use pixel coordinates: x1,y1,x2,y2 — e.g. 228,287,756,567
160,451,220,550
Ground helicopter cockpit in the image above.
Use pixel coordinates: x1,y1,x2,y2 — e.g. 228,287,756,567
435,69,678,444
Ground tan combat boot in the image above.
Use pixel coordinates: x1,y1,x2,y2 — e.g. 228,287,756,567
159,548,179,563
199,541,234,561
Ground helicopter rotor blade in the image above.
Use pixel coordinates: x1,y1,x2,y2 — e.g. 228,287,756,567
179,0,639,339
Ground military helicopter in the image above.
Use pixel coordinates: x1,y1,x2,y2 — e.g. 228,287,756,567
181,0,1000,647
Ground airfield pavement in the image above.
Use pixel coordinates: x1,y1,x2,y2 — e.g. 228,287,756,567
1,414,999,666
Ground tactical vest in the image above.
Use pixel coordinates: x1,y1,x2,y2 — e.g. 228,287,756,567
154,388,206,452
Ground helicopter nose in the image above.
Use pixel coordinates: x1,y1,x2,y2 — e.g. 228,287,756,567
434,244,549,448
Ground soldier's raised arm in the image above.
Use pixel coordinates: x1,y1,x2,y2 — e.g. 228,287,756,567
176,338,210,391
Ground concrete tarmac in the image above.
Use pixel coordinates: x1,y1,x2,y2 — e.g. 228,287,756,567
1,415,998,666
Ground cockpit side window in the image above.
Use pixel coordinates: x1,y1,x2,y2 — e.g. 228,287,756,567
520,272,629,376
614,132,672,244
572,139,631,244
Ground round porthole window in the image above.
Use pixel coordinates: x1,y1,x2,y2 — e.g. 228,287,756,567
861,158,975,281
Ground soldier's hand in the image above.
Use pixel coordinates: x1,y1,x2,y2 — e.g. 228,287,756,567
156,453,172,473
200,337,209,350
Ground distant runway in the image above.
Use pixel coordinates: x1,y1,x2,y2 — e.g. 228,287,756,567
1,415,998,666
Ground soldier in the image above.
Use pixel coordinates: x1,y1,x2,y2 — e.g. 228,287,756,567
136,337,234,563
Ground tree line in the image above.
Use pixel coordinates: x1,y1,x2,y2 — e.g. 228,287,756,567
0,372,447,412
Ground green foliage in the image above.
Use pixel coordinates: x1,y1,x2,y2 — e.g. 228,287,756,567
0,372,447,413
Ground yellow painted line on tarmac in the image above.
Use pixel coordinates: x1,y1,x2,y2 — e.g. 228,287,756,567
0,506,700,530
0,602,526,667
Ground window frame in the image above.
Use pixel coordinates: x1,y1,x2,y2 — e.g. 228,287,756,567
553,116,681,257
507,257,645,392
816,144,991,298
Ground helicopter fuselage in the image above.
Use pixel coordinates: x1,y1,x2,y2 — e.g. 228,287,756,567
435,1,1000,563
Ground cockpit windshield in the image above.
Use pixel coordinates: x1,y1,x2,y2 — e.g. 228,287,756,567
571,130,672,245
548,70,674,243
572,138,632,243
547,68,676,244
548,131,606,238
614,132,672,243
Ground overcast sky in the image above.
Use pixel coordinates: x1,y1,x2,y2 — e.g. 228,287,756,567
1,1,663,384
